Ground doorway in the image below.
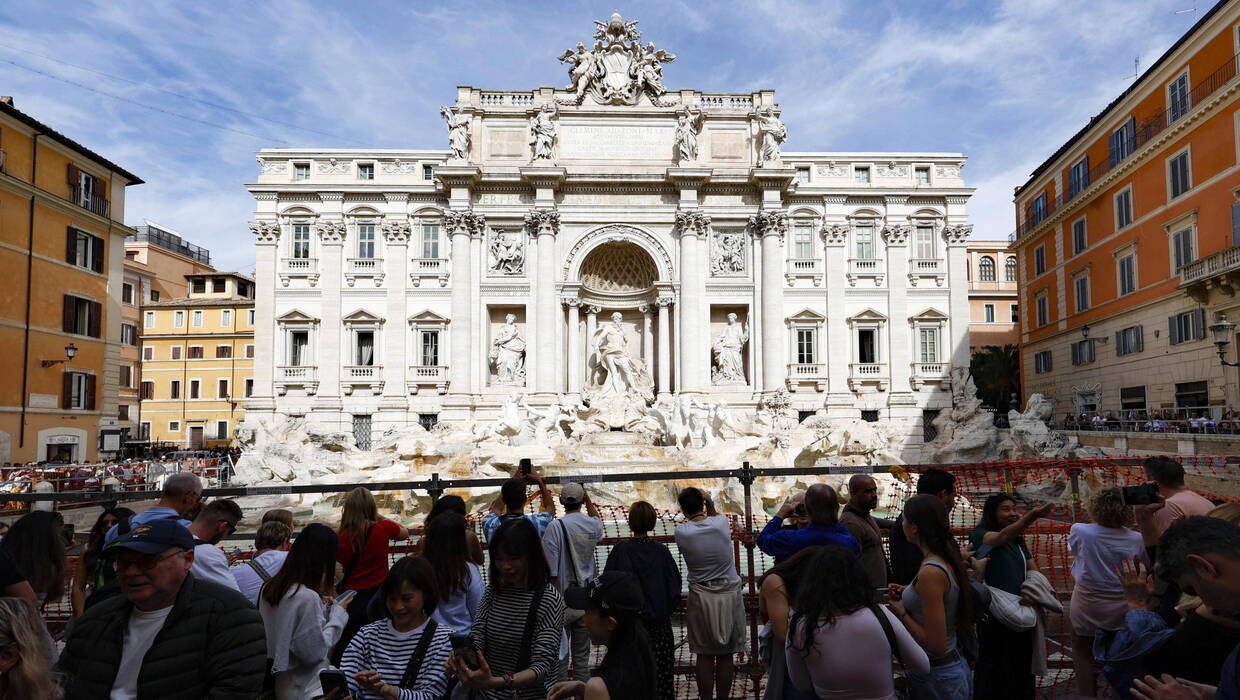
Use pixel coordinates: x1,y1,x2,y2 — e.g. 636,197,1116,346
189,426,204,449
45,444,74,463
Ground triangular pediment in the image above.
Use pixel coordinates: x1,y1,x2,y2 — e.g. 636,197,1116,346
848,308,887,322
786,308,826,322
910,307,948,322
276,308,319,323
342,308,385,324
408,309,450,325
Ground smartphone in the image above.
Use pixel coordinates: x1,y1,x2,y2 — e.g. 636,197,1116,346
451,634,480,670
1122,484,1160,506
335,589,358,607
319,669,348,696
974,543,993,559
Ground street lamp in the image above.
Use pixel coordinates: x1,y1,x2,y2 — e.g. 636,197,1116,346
1209,313,1239,367
1080,323,1107,343
40,343,78,367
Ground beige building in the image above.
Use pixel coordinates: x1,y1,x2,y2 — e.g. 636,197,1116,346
965,241,1019,352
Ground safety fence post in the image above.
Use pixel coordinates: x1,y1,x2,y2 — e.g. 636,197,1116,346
426,472,444,503
738,460,760,699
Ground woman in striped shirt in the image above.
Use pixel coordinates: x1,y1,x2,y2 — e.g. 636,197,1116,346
336,556,452,700
447,518,566,699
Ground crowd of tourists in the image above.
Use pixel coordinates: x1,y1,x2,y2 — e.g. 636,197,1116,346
0,456,1235,699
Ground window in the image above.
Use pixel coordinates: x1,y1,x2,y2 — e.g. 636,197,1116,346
1034,350,1053,373
1118,254,1137,296
292,224,311,259
854,166,870,184
244,379,254,398
122,283,134,304
1030,194,1048,226
915,167,930,185
216,345,232,359
1011,304,1019,322
418,413,438,431
1172,228,1195,270
289,330,310,366
1120,385,1147,411
139,422,151,440
793,223,813,259
192,310,203,328
187,346,204,359
173,311,185,328
1168,151,1191,199
1034,245,1046,275
796,328,816,364
192,278,206,294
1109,117,1135,165
854,223,875,259
979,256,996,281
169,380,181,399
1175,380,1209,408
984,304,995,323
914,225,934,259
1068,157,1090,198
861,410,879,423
857,328,877,363
245,344,255,359
294,162,310,180
421,224,440,259
216,420,229,440
1116,325,1144,355
237,282,249,297
168,420,180,433
142,346,154,361
1005,256,1017,282
140,381,154,400
423,164,434,181
795,166,810,183
212,278,225,293
150,290,160,302
1072,218,1087,255
918,327,938,363
121,323,137,346
421,331,440,366
353,414,372,450
217,379,229,399
119,365,132,388
144,311,155,329
1115,188,1133,229
357,223,376,259
66,228,104,273
1168,72,1190,121
1169,309,1206,345
355,330,375,366
1036,294,1049,327
247,309,255,325
220,309,232,327
1074,274,1090,312
62,295,101,337
63,371,94,410
189,379,200,399
1071,339,1096,365
171,346,182,360
358,163,374,180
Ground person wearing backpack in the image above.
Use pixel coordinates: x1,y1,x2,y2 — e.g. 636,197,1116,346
542,482,603,682
333,487,410,665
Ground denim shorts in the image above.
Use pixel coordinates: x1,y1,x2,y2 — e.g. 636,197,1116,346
906,656,973,700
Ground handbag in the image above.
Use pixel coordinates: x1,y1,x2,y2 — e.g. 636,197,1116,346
986,585,1037,630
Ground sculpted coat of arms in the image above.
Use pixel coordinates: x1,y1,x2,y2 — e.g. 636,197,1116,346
556,13,676,105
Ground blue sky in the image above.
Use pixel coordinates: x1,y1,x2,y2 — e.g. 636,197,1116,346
0,1,1207,273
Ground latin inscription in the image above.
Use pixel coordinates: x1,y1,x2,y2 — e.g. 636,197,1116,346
559,124,673,160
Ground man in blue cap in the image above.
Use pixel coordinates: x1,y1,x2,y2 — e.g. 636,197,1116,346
57,518,266,699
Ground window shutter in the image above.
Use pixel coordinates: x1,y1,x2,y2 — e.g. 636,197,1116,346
63,296,75,334
1232,203,1240,246
67,164,80,186
1071,343,1079,365
1046,353,1052,371
90,234,104,273
85,374,96,410
1115,331,1123,354
88,301,102,338
1193,308,1207,340
94,175,108,204
66,227,77,264
1088,341,1096,363
1168,315,1179,345
1135,325,1144,352
62,372,73,409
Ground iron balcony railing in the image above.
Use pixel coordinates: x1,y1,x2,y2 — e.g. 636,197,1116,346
71,184,110,218
127,227,211,265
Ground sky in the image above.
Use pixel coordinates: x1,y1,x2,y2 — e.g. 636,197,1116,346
0,1,1209,273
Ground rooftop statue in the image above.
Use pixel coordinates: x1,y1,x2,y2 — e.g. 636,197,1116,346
557,13,676,106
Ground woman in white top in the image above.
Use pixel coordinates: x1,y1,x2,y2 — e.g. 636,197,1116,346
258,523,349,700
1066,488,1146,698
423,511,484,635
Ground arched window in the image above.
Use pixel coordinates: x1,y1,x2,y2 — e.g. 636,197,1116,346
1005,256,1018,282
979,256,996,281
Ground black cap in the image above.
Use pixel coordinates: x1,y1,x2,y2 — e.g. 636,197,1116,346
103,519,196,557
564,571,644,615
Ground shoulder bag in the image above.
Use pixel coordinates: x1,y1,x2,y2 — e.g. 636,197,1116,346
398,619,440,689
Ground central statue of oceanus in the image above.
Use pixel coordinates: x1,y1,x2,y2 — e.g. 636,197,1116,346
587,312,654,402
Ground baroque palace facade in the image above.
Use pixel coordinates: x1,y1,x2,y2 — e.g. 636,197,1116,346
245,15,976,446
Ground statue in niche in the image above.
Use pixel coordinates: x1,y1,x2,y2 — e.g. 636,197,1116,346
440,106,471,161
488,229,525,275
710,231,745,275
489,314,526,385
528,103,558,163
712,313,749,383
754,106,788,167
588,312,653,401
674,106,702,164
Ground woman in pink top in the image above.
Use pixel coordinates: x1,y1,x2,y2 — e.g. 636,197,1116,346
785,546,929,700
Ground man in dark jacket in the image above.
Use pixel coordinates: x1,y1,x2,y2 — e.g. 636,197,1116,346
889,468,958,584
58,518,266,699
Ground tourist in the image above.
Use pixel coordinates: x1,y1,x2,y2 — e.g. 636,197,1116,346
447,518,566,699
603,500,681,700
423,511,485,635
543,482,603,682
785,545,930,698
262,508,295,530
970,493,1053,700
336,556,452,699
415,494,484,565
890,468,957,584
187,498,244,590
333,486,410,665
757,484,860,562
840,474,896,588
70,506,134,613
482,473,556,543
259,522,348,699
232,520,292,605
0,510,66,607
1135,457,1215,549
1067,487,1147,698
675,486,745,700
887,494,976,700
758,547,822,700
548,571,657,699
57,518,266,697
104,472,201,544
0,597,60,700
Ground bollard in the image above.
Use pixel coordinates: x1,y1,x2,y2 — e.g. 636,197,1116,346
738,461,761,699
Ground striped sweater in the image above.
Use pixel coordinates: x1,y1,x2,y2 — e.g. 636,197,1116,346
472,583,566,700
340,618,452,700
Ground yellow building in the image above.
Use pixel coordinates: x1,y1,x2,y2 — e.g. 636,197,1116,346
0,96,143,463
139,272,254,449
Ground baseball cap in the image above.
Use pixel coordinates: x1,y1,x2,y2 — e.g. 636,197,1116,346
103,518,196,557
559,482,585,506
564,571,645,615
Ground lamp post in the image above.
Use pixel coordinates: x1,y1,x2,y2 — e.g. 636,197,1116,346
1209,313,1239,367
40,343,78,368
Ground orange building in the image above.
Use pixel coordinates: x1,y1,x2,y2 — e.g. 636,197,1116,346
0,96,143,463
965,240,1019,352
1011,0,1240,416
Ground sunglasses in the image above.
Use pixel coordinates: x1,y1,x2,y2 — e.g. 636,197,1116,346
115,549,187,573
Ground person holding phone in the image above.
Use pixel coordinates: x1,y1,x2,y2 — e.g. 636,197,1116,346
258,523,348,700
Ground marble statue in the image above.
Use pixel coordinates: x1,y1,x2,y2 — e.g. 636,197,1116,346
440,106,471,161
1004,393,1077,458
675,106,702,164
524,400,575,442
488,229,525,275
712,313,749,384
588,312,654,401
528,103,558,162
925,368,1002,463
557,13,676,105
710,231,746,275
755,106,788,167
490,314,526,385
558,43,602,101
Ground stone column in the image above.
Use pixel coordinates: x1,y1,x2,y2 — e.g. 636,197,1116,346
526,209,561,397
586,306,600,364
944,223,973,371
315,218,345,418
641,306,654,368
675,211,710,393
380,218,410,414
565,299,582,396
752,210,788,393
445,209,483,399
656,296,672,396
248,221,280,411
883,222,914,405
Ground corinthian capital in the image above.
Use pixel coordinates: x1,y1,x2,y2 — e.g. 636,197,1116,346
748,210,788,240
443,208,486,237
315,221,346,243
524,208,561,236
942,223,973,245
820,223,849,245
674,209,712,237
381,220,411,243
881,224,911,246
249,220,280,244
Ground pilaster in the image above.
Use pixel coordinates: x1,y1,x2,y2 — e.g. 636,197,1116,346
675,209,710,393
526,207,561,396
751,209,787,394
883,221,913,404
380,218,411,413
944,223,973,371
445,209,485,402
248,220,280,412
821,215,852,413
314,214,345,409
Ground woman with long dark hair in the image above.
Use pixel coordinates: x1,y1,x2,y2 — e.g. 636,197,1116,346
758,546,821,700
71,506,134,614
447,517,566,699
785,545,929,699
334,487,409,663
887,494,976,699
415,495,484,565
970,493,1052,700
258,522,348,699
0,511,66,607
548,571,656,699
424,511,484,635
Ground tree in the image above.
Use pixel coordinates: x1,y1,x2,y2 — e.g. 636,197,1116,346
971,344,1021,414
